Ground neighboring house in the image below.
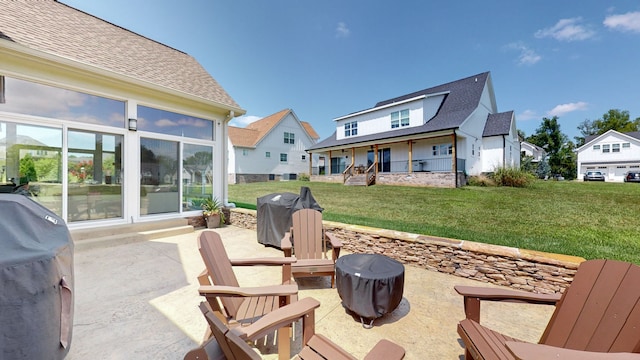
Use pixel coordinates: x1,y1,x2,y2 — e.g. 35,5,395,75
0,1,244,227
307,72,519,187
576,130,640,182
228,109,319,183
520,141,546,162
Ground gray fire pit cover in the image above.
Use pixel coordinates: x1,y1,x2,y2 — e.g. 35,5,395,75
0,194,73,359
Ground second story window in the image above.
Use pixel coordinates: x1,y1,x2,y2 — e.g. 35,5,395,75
284,132,295,144
602,144,610,153
345,121,358,137
280,153,288,162
391,109,409,129
265,151,270,158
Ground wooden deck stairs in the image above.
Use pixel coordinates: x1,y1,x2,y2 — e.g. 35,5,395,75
345,174,369,186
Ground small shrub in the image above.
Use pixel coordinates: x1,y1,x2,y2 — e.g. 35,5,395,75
298,173,310,181
467,175,496,187
492,167,535,187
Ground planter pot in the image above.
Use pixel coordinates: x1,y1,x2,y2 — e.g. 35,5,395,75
205,214,221,229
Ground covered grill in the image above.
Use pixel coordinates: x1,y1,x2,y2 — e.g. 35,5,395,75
0,194,73,359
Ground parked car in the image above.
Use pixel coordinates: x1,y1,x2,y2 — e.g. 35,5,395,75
583,171,605,181
624,171,640,183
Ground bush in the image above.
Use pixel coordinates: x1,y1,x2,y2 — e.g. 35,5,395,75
492,167,536,187
467,175,496,187
298,173,310,181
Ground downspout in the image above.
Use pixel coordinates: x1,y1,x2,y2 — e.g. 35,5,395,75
223,111,234,207
502,135,506,166
453,130,458,187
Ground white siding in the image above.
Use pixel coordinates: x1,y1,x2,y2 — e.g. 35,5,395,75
577,130,640,182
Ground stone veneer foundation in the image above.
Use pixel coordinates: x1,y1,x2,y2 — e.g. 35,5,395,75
225,208,584,294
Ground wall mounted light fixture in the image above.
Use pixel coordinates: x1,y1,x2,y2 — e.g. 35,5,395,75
128,118,137,131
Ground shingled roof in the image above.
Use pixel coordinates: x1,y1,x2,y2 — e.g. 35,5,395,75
483,111,514,137
0,0,242,111
228,109,318,148
309,72,492,151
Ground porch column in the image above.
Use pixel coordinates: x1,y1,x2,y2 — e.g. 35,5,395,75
351,148,355,167
308,152,312,176
408,140,413,174
328,150,332,175
451,133,457,173
374,145,379,176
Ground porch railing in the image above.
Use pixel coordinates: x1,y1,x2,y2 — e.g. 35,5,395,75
311,158,466,176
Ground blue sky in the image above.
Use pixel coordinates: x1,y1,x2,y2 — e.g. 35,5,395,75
63,1,640,143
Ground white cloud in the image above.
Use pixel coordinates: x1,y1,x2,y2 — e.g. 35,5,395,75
604,11,640,33
535,17,596,41
229,115,261,128
547,102,589,117
506,42,541,65
517,110,538,121
336,22,350,38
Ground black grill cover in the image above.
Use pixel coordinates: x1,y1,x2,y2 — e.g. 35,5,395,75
256,187,322,248
0,194,73,359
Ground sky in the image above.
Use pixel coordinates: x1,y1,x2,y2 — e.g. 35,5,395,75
62,1,640,143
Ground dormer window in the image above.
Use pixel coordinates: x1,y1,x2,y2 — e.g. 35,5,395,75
345,121,357,137
391,109,409,129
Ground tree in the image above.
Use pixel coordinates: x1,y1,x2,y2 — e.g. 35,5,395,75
19,154,38,183
557,141,577,180
527,116,568,177
576,109,640,146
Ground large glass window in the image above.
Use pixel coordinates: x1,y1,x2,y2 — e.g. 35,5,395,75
137,105,213,140
67,130,123,222
182,144,213,212
0,122,62,215
0,75,125,128
140,138,179,215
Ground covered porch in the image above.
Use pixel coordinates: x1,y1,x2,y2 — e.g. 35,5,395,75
308,132,468,188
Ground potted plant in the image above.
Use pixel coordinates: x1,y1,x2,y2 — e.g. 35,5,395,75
201,197,225,229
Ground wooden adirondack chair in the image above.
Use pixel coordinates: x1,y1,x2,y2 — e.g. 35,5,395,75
455,259,640,360
281,209,342,288
196,298,405,360
197,230,299,359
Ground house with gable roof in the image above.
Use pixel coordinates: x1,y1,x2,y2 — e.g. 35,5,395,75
576,130,640,182
307,72,519,187
0,0,244,227
228,109,319,183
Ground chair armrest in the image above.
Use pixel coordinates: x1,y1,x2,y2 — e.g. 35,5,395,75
455,285,562,304
231,297,320,341
282,231,293,256
454,285,561,323
325,232,342,248
363,339,406,360
199,284,298,298
505,342,640,360
229,257,296,266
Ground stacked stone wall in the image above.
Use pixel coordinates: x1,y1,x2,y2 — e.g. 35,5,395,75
226,208,582,294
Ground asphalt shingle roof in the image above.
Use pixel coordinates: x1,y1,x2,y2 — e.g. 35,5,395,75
0,0,242,111
584,131,640,144
228,109,319,148
483,111,514,137
309,72,491,151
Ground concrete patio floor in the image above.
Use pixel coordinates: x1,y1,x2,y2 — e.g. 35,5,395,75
67,225,556,359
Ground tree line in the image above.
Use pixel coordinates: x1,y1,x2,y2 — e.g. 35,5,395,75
520,109,640,180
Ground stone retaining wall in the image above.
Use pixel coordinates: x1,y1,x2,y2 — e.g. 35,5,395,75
228,208,583,294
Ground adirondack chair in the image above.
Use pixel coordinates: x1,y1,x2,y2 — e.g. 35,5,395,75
197,230,299,359
196,297,406,360
281,209,342,288
455,259,640,360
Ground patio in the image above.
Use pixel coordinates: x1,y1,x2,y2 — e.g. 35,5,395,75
67,225,555,359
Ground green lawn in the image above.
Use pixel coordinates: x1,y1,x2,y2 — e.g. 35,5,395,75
229,180,640,264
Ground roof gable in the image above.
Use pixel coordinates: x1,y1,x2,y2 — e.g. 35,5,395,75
310,72,495,151
579,130,640,151
483,111,514,137
229,109,320,147
0,0,241,110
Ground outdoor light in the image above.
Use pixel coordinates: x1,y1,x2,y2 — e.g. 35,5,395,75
128,118,137,131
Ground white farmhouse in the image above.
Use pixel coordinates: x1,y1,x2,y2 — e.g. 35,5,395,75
228,109,319,183
576,130,640,182
307,72,519,187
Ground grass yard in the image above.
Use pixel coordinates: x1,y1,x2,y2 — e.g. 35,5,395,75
229,180,640,264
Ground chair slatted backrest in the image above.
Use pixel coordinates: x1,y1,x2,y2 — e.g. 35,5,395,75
199,302,237,360
541,259,640,353
198,231,244,321
291,209,326,260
